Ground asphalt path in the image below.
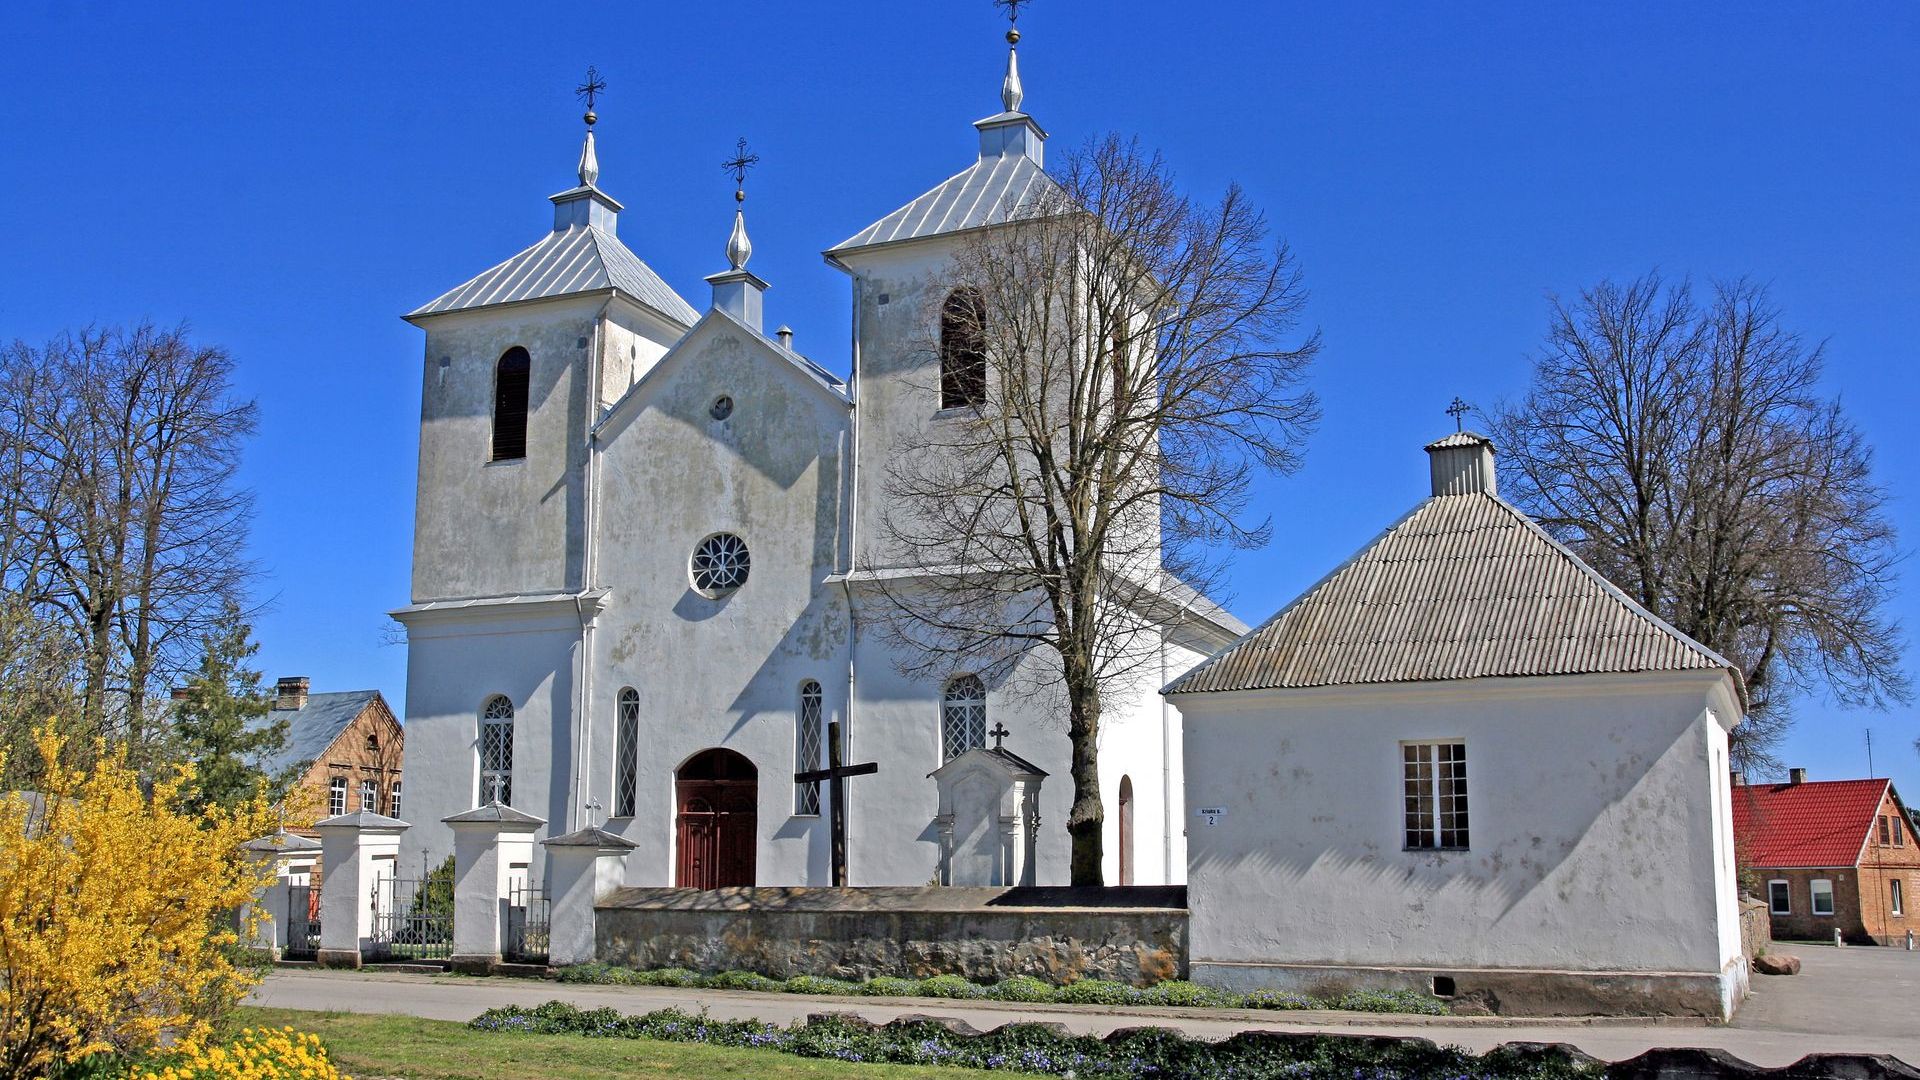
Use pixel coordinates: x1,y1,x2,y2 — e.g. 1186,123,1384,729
250,944,1920,1069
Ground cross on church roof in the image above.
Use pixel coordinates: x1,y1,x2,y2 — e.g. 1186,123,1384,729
723,137,760,203
575,66,606,126
1446,396,1471,432
989,721,1011,749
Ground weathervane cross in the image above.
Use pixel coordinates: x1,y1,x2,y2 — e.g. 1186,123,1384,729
575,66,606,114
1446,396,1471,432
723,137,760,199
994,0,1030,25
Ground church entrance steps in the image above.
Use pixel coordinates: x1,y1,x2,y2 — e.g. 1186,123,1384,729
594,885,1187,987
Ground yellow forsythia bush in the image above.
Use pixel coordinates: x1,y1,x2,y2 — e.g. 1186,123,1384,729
0,727,280,1077
138,1027,348,1080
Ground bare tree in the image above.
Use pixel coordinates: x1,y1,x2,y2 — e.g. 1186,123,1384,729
876,136,1319,885
0,324,258,769
1492,275,1906,771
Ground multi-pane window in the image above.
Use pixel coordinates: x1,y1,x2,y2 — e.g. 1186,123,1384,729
388,782,402,818
938,288,987,409
691,533,751,595
1767,879,1791,915
795,680,823,815
359,778,377,813
941,675,987,761
1898,816,1908,846
614,688,640,817
328,776,347,817
1880,815,1892,845
1403,742,1469,850
492,347,531,461
1810,878,1836,916
480,695,515,805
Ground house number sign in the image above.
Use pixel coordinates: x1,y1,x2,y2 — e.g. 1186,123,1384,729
1197,806,1227,825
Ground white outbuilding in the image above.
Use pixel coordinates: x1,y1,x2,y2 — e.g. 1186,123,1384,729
1167,431,1749,1018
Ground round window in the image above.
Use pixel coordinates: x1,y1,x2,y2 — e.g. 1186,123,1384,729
691,533,750,595
710,395,734,421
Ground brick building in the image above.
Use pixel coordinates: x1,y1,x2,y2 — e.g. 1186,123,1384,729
253,677,404,830
1732,771,1920,946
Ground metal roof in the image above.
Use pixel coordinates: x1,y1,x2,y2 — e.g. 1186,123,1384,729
408,225,699,326
829,150,1059,255
247,690,384,776
1732,778,1900,868
1165,492,1733,695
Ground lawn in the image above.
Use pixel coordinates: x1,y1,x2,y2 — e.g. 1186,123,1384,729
238,1007,1005,1080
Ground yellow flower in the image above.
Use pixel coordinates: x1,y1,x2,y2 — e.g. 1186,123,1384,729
135,1027,349,1079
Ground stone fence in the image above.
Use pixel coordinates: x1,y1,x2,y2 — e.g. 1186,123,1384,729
596,885,1187,987
1739,897,1771,960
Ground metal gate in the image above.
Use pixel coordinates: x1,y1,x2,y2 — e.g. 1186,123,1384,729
284,883,321,960
366,876,453,962
505,882,549,963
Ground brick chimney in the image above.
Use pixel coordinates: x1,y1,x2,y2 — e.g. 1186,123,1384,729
274,676,310,711
1788,767,1808,785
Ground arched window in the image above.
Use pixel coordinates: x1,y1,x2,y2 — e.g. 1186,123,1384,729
941,674,987,762
491,347,531,460
938,288,987,409
479,695,515,805
794,680,823,815
614,687,640,817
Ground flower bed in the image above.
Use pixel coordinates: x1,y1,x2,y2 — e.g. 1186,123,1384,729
134,1027,347,1080
470,1000,1597,1079
553,963,1448,1015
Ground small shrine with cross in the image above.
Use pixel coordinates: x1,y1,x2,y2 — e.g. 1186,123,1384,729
928,721,1048,887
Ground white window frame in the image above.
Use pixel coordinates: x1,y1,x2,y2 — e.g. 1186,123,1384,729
795,680,823,816
613,687,640,817
1892,878,1905,917
388,781,401,818
327,776,347,817
941,675,987,762
1810,877,1836,916
1402,741,1469,851
358,778,377,813
479,694,515,806
1767,879,1791,915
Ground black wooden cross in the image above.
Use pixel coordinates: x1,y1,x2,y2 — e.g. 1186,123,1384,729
794,719,878,887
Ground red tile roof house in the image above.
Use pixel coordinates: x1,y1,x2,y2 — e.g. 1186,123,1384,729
1732,771,1920,946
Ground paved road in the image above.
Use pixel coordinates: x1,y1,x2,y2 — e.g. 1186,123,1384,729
250,944,1920,1069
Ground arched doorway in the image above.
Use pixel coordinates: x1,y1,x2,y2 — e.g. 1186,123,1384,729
1117,775,1135,886
675,749,757,889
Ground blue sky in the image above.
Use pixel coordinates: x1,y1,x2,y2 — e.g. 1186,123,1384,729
1,3,1914,792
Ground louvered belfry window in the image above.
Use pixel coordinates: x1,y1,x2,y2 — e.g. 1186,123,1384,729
479,695,515,805
491,347,531,460
795,680,823,815
938,288,987,409
941,675,987,762
614,687,640,817
1403,742,1468,850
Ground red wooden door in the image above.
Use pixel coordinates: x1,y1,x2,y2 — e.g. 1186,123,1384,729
675,750,757,889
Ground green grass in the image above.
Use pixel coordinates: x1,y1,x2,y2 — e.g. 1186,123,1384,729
238,1007,1004,1080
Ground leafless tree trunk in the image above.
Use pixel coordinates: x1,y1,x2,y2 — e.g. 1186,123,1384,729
1492,276,1905,772
875,136,1319,885
0,324,258,771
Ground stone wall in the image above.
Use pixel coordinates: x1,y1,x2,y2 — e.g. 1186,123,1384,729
594,885,1186,987
1738,897,1770,959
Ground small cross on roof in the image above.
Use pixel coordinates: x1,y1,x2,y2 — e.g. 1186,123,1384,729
988,721,1011,749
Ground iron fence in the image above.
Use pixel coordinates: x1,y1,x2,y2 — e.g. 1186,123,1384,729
505,881,549,963
284,882,320,960
366,875,453,962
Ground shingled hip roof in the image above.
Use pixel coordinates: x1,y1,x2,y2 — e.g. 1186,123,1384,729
1165,492,1736,695
1732,778,1894,868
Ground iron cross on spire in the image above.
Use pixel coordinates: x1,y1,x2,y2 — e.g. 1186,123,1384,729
994,0,1029,44
1446,396,1471,432
575,65,606,125
723,137,760,203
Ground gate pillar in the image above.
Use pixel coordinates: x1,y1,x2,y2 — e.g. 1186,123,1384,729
313,809,410,968
444,802,546,974
542,826,636,966
239,830,322,957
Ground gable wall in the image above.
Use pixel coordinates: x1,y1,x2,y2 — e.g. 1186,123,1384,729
1182,671,1743,980
288,698,405,829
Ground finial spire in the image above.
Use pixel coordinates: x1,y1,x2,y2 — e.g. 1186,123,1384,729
722,138,761,270
995,0,1028,112
574,66,607,188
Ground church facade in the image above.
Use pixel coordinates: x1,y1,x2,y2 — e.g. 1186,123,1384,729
392,47,1243,890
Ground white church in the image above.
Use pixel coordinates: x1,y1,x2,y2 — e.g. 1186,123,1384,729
393,36,1246,890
